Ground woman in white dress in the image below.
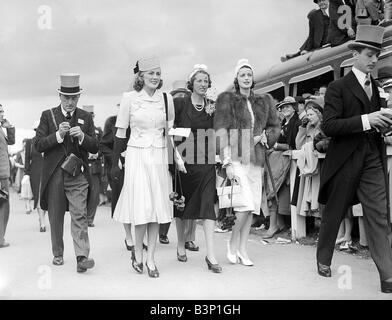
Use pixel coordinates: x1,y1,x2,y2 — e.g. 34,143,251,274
214,59,280,266
111,56,175,278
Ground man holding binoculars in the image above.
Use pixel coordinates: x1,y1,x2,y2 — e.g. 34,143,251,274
35,74,99,273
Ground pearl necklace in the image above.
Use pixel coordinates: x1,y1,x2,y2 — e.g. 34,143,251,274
192,96,205,112
193,103,204,112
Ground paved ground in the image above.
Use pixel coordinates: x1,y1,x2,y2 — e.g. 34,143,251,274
0,189,391,300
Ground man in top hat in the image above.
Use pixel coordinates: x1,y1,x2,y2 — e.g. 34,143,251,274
83,105,103,227
0,104,15,249
316,25,392,293
35,74,99,272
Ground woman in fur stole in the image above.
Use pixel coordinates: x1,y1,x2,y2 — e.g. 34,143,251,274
214,59,280,266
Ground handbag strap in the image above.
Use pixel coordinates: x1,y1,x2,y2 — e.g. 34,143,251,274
265,151,279,212
163,92,168,137
50,107,67,154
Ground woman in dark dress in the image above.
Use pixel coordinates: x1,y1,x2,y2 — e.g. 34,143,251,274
173,65,221,273
25,121,46,232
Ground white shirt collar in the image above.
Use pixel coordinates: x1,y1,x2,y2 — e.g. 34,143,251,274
60,106,75,117
352,66,369,89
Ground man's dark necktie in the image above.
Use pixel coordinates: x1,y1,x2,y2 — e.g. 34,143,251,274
65,111,73,143
364,74,373,100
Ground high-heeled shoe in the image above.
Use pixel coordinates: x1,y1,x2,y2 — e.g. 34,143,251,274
146,263,159,278
226,242,238,264
124,239,134,252
205,257,222,273
131,255,143,274
177,250,187,262
236,251,254,266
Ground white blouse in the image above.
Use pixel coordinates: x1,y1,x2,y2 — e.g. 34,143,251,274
115,89,174,148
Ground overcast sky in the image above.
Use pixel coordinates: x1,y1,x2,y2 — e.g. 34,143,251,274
1,0,315,147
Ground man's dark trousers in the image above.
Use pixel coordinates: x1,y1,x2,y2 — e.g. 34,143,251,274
317,135,392,281
0,179,10,244
47,167,90,257
87,169,100,224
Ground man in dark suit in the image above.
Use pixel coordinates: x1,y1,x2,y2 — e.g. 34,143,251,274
83,105,103,228
328,0,357,46
301,0,331,52
317,26,392,293
0,104,15,249
35,74,99,273
100,111,135,251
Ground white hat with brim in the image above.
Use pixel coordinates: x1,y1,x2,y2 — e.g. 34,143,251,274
383,79,392,90
277,96,298,110
347,25,385,52
57,73,83,95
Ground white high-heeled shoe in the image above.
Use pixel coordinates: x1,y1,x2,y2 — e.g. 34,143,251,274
226,242,238,264
237,251,254,266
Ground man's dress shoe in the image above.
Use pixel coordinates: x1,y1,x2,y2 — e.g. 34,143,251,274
0,242,10,249
77,256,95,273
185,241,199,251
52,256,64,266
317,262,331,277
159,235,169,244
381,281,392,293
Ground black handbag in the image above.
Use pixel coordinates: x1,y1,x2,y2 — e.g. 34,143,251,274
61,153,83,177
49,108,84,177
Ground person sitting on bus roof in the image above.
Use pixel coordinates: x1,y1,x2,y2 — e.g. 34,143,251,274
327,0,357,47
356,0,384,26
301,0,331,53
282,0,330,62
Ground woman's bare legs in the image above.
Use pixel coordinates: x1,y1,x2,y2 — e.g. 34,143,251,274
175,218,186,256
203,219,218,264
146,222,159,268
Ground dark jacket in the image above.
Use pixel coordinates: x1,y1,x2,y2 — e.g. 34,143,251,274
35,105,99,210
25,137,43,208
214,91,281,167
300,9,330,51
0,127,15,179
328,0,357,47
318,71,385,205
278,113,301,150
100,115,130,170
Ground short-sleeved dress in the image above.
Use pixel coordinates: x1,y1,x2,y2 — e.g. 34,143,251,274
173,96,216,220
112,89,174,225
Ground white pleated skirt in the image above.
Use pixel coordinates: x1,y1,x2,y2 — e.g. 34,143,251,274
113,146,173,225
231,161,263,215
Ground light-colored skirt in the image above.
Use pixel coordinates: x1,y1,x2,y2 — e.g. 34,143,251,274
112,146,173,225
231,161,263,215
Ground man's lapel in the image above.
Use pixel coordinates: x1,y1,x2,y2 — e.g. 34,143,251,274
345,71,371,112
53,105,65,130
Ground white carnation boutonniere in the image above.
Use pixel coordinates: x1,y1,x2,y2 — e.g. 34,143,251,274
205,100,216,116
205,87,217,116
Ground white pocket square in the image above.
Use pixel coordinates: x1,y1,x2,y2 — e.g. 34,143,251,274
78,119,85,125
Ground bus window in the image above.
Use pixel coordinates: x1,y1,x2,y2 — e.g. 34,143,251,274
294,70,334,97
254,82,286,101
266,86,285,101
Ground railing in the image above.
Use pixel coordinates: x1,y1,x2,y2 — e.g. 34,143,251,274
287,147,392,240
